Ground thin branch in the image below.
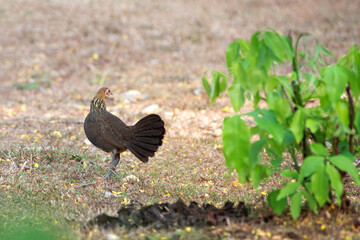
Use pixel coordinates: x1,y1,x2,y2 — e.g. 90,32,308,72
281,85,295,113
289,147,300,172
74,182,97,188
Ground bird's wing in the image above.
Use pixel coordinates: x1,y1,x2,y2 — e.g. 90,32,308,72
84,112,123,152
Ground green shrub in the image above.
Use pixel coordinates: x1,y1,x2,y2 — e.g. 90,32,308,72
203,30,360,219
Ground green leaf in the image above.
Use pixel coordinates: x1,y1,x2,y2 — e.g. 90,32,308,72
282,130,296,146
290,191,302,220
248,109,286,145
270,157,283,167
266,138,285,157
222,115,251,183
349,47,360,98
311,164,330,207
302,190,318,214
317,45,334,57
280,34,294,59
321,65,350,104
329,155,360,185
300,156,325,178
267,190,287,215
354,110,360,134
248,139,267,168
232,60,247,84
238,39,250,57
277,182,301,200
310,143,329,157
250,165,268,188
226,41,241,74
335,101,349,126
14,83,38,90
281,170,298,179
276,76,294,98
306,118,320,133
264,31,288,62
249,31,261,60
202,76,211,97
228,83,245,112
268,95,292,124
325,163,343,204
289,109,305,144
210,71,228,104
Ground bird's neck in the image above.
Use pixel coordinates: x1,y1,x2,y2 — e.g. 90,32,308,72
90,97,107,112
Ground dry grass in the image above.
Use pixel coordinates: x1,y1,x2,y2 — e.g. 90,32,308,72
1,0,360,239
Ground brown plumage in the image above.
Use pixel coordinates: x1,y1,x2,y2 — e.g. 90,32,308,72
84,87,165,178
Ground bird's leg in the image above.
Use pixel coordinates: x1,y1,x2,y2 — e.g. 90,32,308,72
103,151,120,179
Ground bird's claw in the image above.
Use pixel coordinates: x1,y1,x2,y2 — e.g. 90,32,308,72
103,169,118,180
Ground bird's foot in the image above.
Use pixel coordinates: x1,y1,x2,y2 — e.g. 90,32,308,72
103,169,120,180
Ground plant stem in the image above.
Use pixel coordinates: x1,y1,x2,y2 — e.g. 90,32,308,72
345,85,354,153
292,33,308,158
332,136,340,155
289,147,300,172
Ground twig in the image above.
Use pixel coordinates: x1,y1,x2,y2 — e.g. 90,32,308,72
74,181,97,188
281,85,295,113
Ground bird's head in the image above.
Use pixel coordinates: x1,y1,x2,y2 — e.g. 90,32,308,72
90,87,113,112
95,87,113,101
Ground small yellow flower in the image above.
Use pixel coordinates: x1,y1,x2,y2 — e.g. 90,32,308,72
121,197,130,205
122,34,128,40
92,53,99,60
185,227,192,232
221,106,234,113
83,161,87,168
52,131,62,138
33,64,40,71
34,163,39,168
20,134,30,140
20,104,27,111
321,224,326,230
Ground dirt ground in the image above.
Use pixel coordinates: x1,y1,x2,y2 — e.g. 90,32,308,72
1,0,360,239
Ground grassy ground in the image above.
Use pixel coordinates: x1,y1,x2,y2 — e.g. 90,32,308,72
1,0,360,239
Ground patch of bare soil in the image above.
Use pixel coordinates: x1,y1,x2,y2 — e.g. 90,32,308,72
87,199,360,239
87,199,248,229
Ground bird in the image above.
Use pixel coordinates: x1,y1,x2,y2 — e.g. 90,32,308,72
84,87,165,179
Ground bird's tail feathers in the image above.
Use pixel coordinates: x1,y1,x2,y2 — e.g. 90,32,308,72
125,114,165,163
